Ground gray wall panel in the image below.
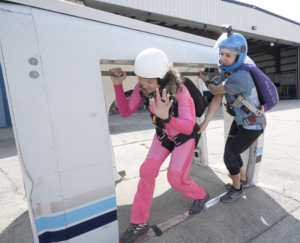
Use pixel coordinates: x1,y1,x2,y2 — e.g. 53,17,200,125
90,0,300,44
281,49,297,57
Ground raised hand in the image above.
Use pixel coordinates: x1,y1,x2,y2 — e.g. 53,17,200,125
150,88,173,120
109,68,127,85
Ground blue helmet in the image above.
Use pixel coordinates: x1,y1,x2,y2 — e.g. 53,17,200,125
214,27,248,72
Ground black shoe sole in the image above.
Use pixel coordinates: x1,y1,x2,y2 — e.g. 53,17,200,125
119,227,149,243
220,190,245,203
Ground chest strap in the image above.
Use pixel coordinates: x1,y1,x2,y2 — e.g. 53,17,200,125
226,84,266,130
156,123,201,152
226,83,263,117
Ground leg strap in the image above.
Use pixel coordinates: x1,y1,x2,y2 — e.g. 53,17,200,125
156,128,174,152
150,224,163,237
173,123,201,148
156,123,201,152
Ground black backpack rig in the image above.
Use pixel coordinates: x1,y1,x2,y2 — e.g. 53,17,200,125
140,77,207,152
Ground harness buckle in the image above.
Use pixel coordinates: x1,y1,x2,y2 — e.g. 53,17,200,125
254,110,262,116
173,137,182,146
243,119,251,126
157,132,165,141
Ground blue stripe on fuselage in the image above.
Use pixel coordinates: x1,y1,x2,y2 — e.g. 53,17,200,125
38,210,117,243
257,146,263,155
36,197,116,233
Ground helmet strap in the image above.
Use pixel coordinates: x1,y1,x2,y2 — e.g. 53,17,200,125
235,55,239,63
219,55,240,71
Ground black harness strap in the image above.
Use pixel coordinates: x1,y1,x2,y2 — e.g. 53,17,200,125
173,123,201,147
156,123,201,152
156,128,174,152
150,224,163,237
140,86,201,151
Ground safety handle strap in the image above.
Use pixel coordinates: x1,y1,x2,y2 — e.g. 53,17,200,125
226,84,262,116
237,96,262,116
242,115,266,130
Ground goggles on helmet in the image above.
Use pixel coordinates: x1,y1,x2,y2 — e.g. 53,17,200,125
214,25,248,72
219,47,240,56
214,33,245,53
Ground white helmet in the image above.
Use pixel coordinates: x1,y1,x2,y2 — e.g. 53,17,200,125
134,48,169,79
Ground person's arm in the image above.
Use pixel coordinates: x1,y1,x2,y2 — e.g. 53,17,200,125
150,86,195,135
206,82,227,95
167,88,195,135
199,72,227,95
197,94,223,134
167,116,194,135
110,68,143,118
114,83,143,117
197,71,225,134
197,71,249,133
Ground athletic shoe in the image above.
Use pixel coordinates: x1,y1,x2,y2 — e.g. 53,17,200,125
220,185,245,203
225,177,249,189
189,192,210,215
119,223,149,243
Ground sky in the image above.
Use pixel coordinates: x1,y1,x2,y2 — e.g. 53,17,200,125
236,0,300,24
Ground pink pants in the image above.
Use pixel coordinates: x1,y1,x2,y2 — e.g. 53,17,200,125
131,135,206,224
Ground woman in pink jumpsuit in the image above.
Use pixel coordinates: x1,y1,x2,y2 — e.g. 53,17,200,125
111,48,209,243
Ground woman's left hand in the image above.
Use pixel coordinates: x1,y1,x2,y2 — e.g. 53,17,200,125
150,88,173,120
199,71,208,82
197,120,208,134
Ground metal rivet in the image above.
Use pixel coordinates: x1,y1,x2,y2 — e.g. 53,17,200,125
29,71,39,79
28,57,38,65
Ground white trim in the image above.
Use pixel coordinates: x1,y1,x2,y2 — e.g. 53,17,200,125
3,0,215,47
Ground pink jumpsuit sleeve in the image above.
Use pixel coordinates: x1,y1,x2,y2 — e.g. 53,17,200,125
113,82,143,118
167,84,195,135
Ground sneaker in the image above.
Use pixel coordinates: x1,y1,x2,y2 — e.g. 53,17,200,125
189,192,210,215
220,185,245,203
225,177,249,189
119,223,149,243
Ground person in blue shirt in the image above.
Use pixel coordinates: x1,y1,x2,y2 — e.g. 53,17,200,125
198,26,266,203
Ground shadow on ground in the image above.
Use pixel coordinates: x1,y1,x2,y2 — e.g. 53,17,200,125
1,165,299,243
0,211,33,243
116,164,300,243
1,99,300,243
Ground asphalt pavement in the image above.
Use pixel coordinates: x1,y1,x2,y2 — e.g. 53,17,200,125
0,99,299,243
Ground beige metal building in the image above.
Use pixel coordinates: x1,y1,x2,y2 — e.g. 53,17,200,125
75,0,300,100
0,0,299,128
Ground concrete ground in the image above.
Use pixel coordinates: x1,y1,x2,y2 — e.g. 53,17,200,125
1,99,300,243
